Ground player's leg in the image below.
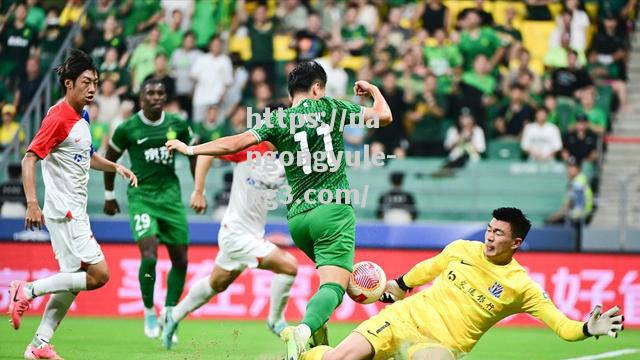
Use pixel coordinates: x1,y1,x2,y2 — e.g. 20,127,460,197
258,247,298,334
162,264,243,349
157,196,190,309
164,243,188,307
321,332,375,360
408,344,455,360
283,204,356,359
9,218,106,328
137,236,160,337
25,291,78,360
13,217,106,359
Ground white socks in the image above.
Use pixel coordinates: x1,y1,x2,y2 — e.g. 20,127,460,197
172,277,216,322
268,274,295,325
28,272,87,298
32,292,77,346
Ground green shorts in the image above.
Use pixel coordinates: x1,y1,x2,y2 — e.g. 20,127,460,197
127,184,189,245
288,203,355,272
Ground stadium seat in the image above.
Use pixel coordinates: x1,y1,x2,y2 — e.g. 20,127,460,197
487,139,522,160
555,97,577,134
596,84,614,113
521,21,556,67
492,1,526,27
229,35,252,61
273,35,296,62
585,2,599,20
444,0,476,29
548,2,563,19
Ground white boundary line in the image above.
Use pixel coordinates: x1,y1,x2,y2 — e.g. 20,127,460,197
560,349,640,360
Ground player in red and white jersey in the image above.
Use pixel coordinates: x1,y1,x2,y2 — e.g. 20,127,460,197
161,142,299,349
8,49,137,360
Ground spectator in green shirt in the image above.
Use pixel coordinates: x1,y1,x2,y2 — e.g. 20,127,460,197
193,105,229,144
575,89,608,135
459,54,497,129
237,4,275,82
87,0,116,32
129,27,165,94
457,9,505,71
407,74,450,157
159,9,184,57
119,0,162,37
341,5,369,56
423,28,463,94
25,0,45,32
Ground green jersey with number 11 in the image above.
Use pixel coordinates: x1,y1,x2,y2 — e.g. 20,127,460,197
250,97,364,218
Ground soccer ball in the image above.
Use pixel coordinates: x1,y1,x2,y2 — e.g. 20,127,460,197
347,261,387,304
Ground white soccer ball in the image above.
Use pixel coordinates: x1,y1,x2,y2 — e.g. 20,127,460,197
347,261,387,304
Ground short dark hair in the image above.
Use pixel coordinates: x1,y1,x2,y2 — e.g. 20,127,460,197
287,61,327,97
55,48,98,92
140,78,165,94
8,163,21,179
390,172,404,186
492,207,531,240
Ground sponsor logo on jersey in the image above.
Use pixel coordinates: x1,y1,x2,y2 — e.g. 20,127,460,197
137,137,149,144
166,128,177,140
488,281,504,299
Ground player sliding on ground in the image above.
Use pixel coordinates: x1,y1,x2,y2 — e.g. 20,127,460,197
104,79,196,342
303,207,625,360
161,142,298,349
8,49,137,360
166,60,392,359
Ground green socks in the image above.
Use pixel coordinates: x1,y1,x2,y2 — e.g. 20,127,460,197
302,282,345,333
165,265,187,307
138,258,157,309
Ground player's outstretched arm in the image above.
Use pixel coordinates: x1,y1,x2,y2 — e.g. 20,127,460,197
22,152,44,230
166,131,258,157
354,80,392,127
522,284,624,341
91,152,138,187
103,146,124,215
190,155,215,214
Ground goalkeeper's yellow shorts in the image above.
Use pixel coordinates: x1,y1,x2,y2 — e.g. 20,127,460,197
353,299,464,360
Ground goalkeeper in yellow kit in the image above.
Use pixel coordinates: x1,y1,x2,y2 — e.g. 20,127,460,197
305,207,625,360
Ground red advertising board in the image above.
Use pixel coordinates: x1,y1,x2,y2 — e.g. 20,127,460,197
1,243,639,327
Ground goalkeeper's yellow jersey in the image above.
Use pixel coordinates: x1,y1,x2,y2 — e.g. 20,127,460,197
401,240,586,353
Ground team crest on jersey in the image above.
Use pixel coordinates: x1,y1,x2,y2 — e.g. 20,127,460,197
166,127,177,140
488,281,504,298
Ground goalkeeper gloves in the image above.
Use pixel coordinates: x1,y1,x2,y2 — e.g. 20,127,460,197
583,305,624,339
379,276,412,303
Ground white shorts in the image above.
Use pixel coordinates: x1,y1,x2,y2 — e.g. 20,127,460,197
215,231,276,272
46,216,105,272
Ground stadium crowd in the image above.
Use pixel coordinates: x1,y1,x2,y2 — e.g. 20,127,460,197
0,0,637,225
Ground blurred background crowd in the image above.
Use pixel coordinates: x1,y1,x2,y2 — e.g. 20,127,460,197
0,0,638,231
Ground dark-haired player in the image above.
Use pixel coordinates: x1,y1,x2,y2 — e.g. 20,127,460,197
104,79,195,341
304,207,625,360
9,49,137,360
166,60,392,359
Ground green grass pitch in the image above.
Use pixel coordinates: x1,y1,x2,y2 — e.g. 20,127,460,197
1,316,638,359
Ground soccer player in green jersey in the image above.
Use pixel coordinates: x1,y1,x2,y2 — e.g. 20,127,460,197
104,79,196,341
166,61,392,359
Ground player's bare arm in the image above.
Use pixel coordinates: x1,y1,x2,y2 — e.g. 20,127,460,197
191,155,215,214
91,152,138,187
354,80,393,127
21,151,44,230
103,145,124,215
166,131,258,157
